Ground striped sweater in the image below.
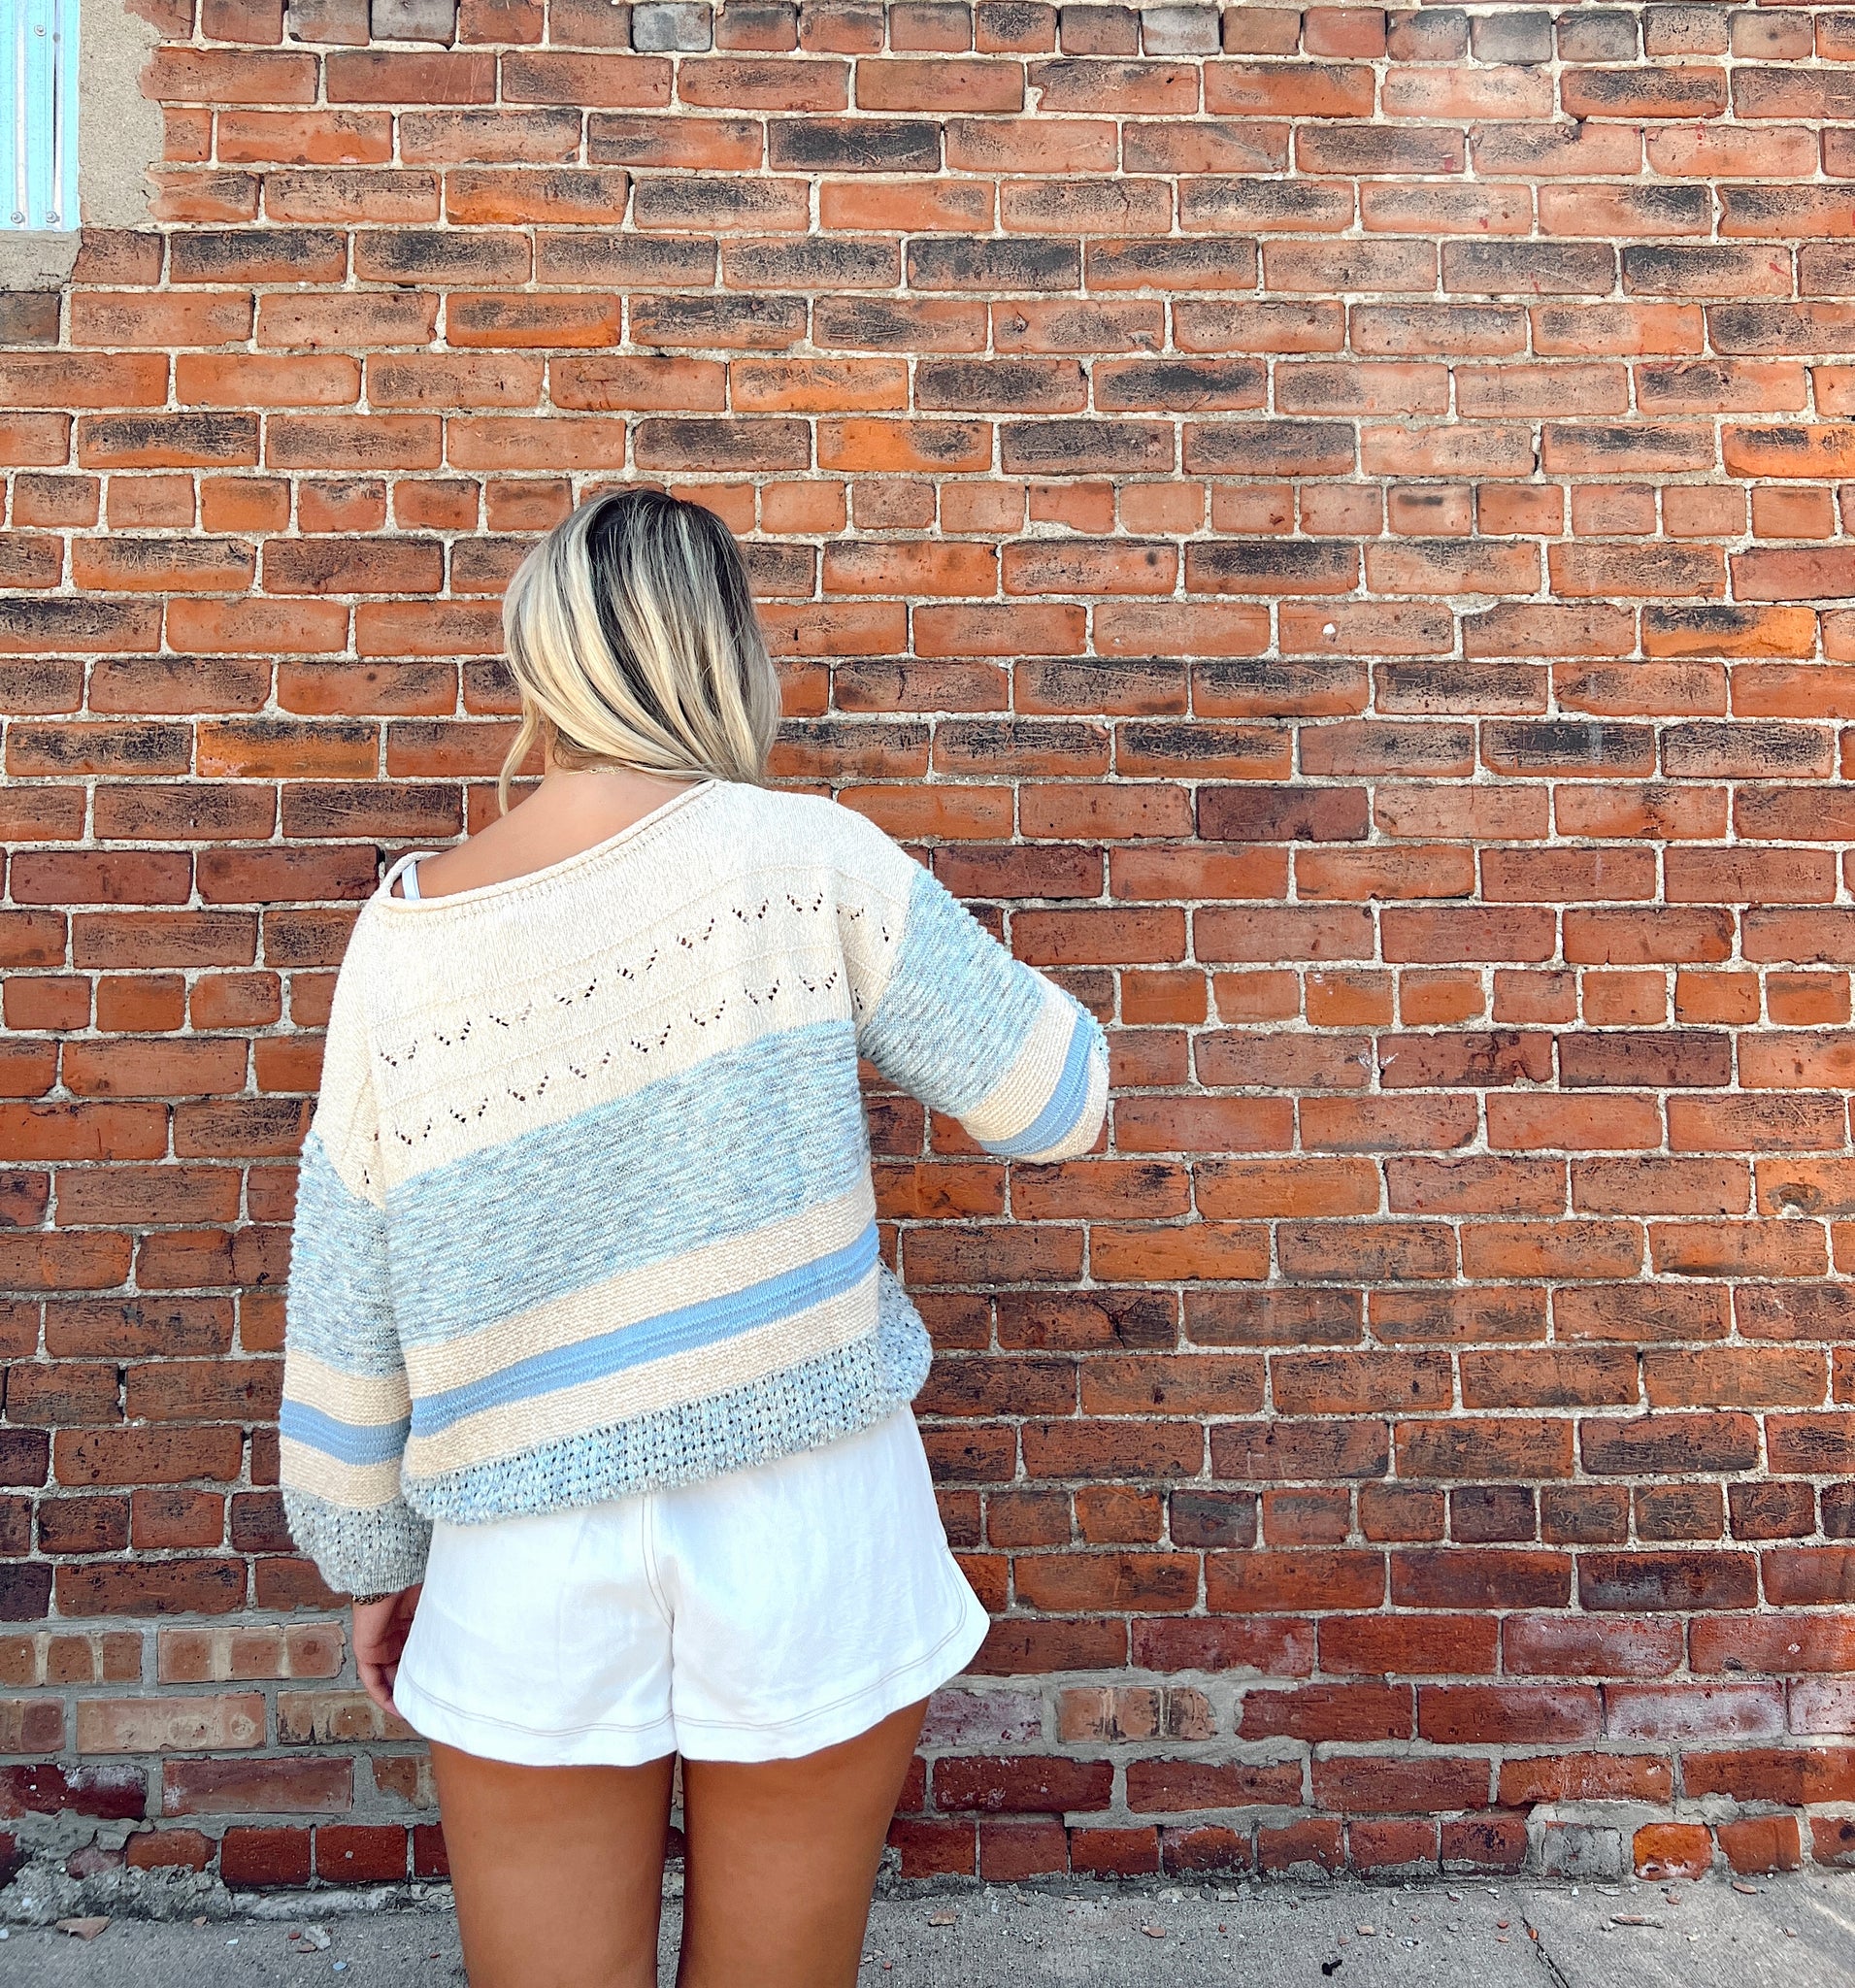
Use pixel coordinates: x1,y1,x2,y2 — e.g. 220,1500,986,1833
280,778,1110,1596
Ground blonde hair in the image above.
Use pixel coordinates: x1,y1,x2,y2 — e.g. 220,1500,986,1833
496,487,782,814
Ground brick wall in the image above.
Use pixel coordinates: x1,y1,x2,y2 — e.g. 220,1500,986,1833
2,0,1854,1900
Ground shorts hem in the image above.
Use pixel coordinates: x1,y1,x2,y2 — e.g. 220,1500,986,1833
389,1581,993,1771
673,1580,994,1764
390,1667,679,1770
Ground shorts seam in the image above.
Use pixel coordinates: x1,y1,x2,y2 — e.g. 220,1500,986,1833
640,1492,674,1629
395,1668,676,1743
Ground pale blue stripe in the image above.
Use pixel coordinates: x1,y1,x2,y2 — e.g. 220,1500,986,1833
284,1131,401,1375
410,1220,880,1436
280,1398,412,1467
859,863,1048,1117
386,1019,871,1347
979,1004,1098,1158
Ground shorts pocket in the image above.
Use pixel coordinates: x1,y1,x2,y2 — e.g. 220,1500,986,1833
660,1408,978,1739
401,1507,597,1735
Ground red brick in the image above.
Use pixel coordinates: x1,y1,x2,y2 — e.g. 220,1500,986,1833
889,1819,975,1877
218,1826,312,1887
1312,1756,1492,1816
1718,1814,1802,1876
933,1756,1112,1814
315,1824,408,1882
976,1818,1067,1878
1504,1755,1673,1806
1160,1823,1252,1873
1634,1821,1713,1880
1068,1826,1159,1876
1257,1817,1344,1873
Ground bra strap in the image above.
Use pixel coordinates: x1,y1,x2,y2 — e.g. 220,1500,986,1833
381,849,431,900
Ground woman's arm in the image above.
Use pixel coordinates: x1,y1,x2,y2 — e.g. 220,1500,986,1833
834,807,1110,1163
279,935,432,1603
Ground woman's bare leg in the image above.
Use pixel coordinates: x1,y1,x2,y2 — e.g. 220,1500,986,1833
429,1739,676,1988
675,1697,928,1988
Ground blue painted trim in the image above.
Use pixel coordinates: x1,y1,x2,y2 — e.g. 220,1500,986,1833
5,0,79,232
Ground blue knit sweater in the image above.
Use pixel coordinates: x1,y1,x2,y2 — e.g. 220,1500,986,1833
279,779,1110,1595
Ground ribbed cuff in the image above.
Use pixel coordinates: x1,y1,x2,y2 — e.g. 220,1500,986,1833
281,1484,433,1597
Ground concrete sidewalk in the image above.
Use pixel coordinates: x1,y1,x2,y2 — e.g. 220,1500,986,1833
4,1870,1852,1986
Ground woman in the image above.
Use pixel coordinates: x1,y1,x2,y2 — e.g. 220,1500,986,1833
278,487,1110,1987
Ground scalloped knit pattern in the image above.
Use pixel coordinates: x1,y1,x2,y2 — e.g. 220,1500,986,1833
279,779,1110,1596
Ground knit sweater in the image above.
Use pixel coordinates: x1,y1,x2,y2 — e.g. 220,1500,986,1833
279,778,1110,1596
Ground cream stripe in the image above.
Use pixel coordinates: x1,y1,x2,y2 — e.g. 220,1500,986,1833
280,1439,407,1510
381,924,850,1119
283,1353,412,1427
363,802,923,1191
837,869,912,1014
962,988,1077,1145
402,1180,877,1396
383,949,852,1184
368,842,847,1044
1017,1038,1109,1163
404,1272,877,1477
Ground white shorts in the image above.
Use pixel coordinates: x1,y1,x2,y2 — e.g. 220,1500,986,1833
389,1406,991,1767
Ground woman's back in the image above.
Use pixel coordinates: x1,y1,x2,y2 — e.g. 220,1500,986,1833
385,765,700,907
279,776,1109,1593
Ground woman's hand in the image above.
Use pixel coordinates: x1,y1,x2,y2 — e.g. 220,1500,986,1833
351,1584,422,1721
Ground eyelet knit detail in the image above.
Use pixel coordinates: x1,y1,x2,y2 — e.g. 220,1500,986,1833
377,893,844,1073
381,955,848,1148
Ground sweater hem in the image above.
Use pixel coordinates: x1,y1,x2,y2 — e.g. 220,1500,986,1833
400,1299,935,1528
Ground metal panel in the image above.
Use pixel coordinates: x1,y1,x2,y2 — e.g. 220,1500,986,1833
3,0,79,230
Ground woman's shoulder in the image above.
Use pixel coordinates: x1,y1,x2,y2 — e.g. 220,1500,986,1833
712,782,901,869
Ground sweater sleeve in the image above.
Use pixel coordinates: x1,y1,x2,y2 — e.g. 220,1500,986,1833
278,929,432,1597
833,807,1109,1163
